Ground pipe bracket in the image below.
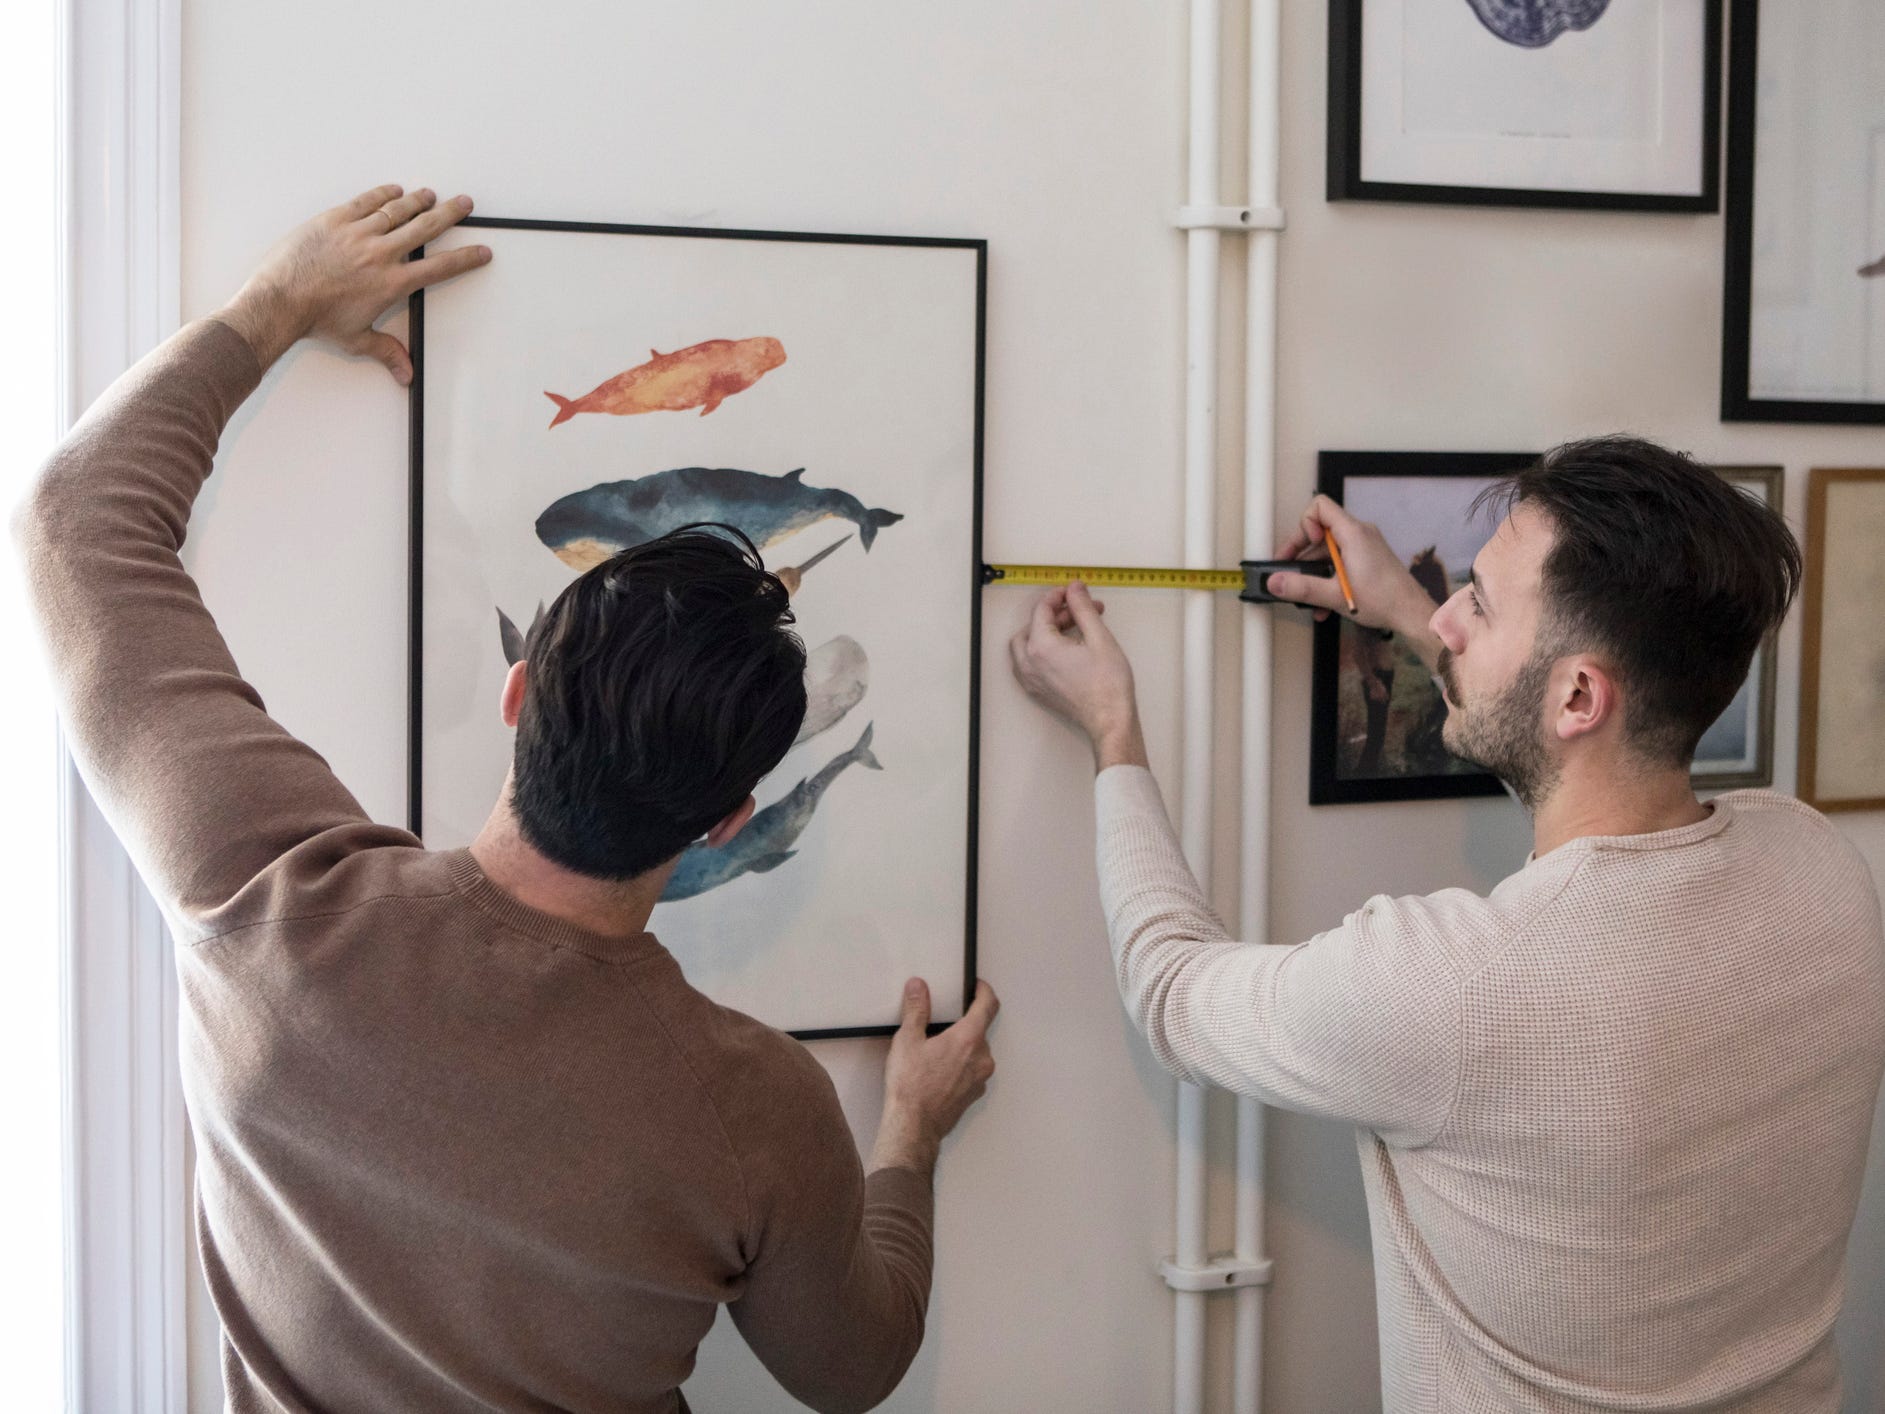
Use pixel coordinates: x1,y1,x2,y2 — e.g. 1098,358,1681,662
1173,205,1286,231
1159,1254,1275,1292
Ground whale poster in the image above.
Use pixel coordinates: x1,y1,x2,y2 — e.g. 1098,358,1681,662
410,217,984,1038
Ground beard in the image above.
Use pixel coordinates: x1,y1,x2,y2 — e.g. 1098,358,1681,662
1439,646,1560,810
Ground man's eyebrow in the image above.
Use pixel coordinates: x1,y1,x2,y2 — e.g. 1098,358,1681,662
1470,565,1493,614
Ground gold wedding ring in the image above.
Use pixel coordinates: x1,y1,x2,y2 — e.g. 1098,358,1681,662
372,206,397,230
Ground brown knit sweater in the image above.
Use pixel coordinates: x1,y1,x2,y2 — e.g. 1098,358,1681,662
15,318,933,1414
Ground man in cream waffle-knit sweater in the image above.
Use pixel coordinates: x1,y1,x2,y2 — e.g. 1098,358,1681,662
1010,439,1885,1412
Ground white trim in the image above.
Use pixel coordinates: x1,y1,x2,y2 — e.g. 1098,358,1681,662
58,0,188,1408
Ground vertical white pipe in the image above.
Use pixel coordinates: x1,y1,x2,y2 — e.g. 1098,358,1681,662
1175,0,1222,1409
1233,0,1282,1408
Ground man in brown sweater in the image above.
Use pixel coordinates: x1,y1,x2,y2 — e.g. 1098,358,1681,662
16,185,998,1413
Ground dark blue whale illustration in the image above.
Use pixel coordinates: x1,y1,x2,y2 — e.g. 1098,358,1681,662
536,467,904,571
660,723,883,902
1464,0,1609,48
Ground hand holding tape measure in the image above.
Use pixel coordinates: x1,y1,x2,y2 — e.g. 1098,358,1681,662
986,494,1419,631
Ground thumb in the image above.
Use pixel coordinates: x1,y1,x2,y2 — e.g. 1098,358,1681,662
899,977,931,1033
353,329,413,386
1266,569,1348,614
1065,580,1108,636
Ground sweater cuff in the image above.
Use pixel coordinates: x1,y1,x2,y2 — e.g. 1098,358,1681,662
1095,763,1169,822
196,315,268,402
864,1165,935,1227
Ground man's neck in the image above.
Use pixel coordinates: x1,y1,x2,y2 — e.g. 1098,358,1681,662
1531,758,1709,858
468,790,672,939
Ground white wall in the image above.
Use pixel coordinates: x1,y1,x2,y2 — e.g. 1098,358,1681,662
178,2,1885,1411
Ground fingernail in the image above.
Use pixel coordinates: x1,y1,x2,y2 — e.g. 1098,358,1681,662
905,979,923,997
457,195,473,211
478,246,492,260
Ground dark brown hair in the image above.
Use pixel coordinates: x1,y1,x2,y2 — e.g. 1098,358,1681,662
511,526,807,880
1474,436,1801,766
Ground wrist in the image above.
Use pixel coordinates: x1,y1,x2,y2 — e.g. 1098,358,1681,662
1093,713,1149,772
869,1108,940,1176
216,278,307,372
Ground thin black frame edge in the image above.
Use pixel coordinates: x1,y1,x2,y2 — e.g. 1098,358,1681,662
1719,0,1885,424
1307,451,1537,807
406,263,426,838
406,216,986,1041
1328,0,1723,214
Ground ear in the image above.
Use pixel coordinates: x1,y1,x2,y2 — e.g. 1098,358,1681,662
705,795,756,848
1553,656,1618,744
500,660,528,728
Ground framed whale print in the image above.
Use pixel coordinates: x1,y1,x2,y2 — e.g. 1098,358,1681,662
410,216,986,1039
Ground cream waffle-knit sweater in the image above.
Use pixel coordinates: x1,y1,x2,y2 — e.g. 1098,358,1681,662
1096,765,1884,1412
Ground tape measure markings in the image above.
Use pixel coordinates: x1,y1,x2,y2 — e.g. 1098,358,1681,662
981,564,1246,591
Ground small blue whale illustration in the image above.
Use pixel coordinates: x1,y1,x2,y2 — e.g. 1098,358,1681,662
536,467,904,572
661,723,884,902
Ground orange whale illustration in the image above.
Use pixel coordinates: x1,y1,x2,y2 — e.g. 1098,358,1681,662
544,337,786,427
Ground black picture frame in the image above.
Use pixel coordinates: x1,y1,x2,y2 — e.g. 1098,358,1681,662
408,215,986,1042
1689,466,1781,788
1327,0,1723,212
1719,0,1885,423
1310,451,1537,806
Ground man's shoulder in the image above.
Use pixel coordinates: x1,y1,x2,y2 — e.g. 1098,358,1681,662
634,972,841,1138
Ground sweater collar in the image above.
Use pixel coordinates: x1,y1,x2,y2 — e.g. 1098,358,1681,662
442,849,666,965
1528,795,1735,865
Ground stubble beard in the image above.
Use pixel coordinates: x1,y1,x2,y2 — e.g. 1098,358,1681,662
1439,647,1561,811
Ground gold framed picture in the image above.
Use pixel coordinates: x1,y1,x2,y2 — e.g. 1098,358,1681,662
1799,469,1885,811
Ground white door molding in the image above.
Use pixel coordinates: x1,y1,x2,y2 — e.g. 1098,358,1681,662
57,0,187,1409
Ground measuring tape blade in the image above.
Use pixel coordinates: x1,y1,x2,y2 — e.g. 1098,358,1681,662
981,563,1245,592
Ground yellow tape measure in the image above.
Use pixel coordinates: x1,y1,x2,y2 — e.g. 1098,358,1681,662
980,559,1333,604
981,563,1246,591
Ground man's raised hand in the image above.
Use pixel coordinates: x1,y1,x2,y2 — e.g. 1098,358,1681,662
1009,580,1148,770
217,184,493,384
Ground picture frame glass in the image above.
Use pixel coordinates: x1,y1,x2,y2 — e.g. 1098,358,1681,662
1743,2,1885,408
1334,0,1719,209
412,220,984,1037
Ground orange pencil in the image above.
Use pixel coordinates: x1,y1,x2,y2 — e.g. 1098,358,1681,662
1324,531,1358,613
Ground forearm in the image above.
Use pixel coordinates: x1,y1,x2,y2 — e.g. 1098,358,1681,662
14,318,372,931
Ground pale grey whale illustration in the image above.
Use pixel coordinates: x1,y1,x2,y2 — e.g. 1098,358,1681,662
797,636,869,746
536,467,904,572
660,723,883,902
1465,0,1610,48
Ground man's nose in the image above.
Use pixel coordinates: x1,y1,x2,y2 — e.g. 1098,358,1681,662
1430,593,1467,653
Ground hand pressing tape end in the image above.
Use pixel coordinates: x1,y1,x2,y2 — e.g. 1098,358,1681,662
1238,558,1336,605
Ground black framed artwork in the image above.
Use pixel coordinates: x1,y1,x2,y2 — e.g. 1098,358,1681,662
1689,466,1781,788
1311,453,1788,805
1720,0,1885,423
1327,0,1722,211
408,216,985,1039
1310,451,1535,805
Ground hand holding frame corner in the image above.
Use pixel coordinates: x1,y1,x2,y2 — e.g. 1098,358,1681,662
217,184,493,384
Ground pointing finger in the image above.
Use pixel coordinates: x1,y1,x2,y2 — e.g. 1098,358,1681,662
402,243,493,294
391,193,475,254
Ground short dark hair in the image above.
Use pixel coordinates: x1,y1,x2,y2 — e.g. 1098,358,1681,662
1475,436,1802,766
511,525,808,880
